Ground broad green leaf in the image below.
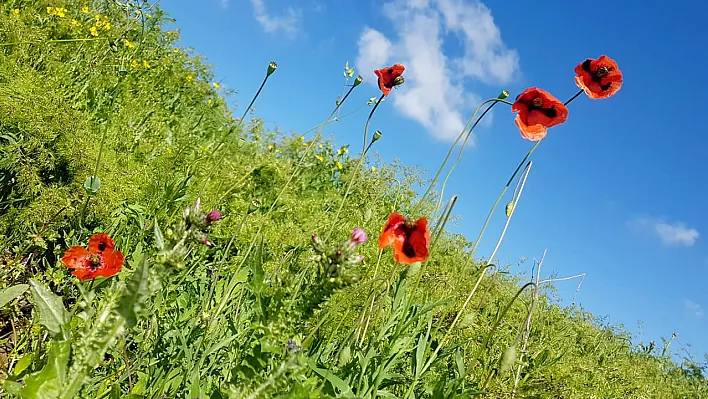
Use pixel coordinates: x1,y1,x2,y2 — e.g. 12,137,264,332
308,362,353,396
0,284,29,309
118,255,150,328
29,280,69,337
13,352,34,377
19,339,70,399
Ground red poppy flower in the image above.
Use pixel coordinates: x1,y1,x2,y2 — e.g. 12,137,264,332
61,233,124,280
378,212,430,264
374,64,405,96
511,88,569,141
574,55,622,99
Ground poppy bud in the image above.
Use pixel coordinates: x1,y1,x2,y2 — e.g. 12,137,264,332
505,201,515,217
372,130,382,142
350,228,368,244
498,90,510,100
393,76,404,87
206,210,221,224
499,345,517,373
267,61,278,76
353,75,363,87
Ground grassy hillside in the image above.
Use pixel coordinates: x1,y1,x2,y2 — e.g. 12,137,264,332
0,1,706,398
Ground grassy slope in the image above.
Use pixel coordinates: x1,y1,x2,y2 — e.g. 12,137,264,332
0,1,706,398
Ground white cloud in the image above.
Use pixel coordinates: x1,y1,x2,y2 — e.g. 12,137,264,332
355,0,519,141
630,217,700,247
220,0,229,9
684,299,704,319
250,0,301,37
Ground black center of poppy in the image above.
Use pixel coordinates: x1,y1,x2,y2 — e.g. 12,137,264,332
595,66,610,78
98,241,107,251
400,223,418,259
402,239,417,258
90,254,101,270
584,61,615,91
527,97,558,119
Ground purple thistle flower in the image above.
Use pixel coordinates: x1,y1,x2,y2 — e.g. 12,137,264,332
351,228,368,244
206,210,221,223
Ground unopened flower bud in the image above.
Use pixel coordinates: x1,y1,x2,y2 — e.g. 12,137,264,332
206,210,221,223
353,75,363,87
498,90,510,100
393,76,405,86
351,228,368,244
267,61,278,76
248,199,261,214
372,130,382,143
200,237,213,246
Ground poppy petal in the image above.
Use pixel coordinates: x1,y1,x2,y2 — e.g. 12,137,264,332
514,114,547,141
392,219,430,264
378,212,405,249
374,64,405,97
88,233,115,254
61,246,90,270
95,250,124,278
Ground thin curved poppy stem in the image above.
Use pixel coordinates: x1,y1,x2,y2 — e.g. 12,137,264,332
431,100,499,219
325,94,385,240
263,84,358,217
200,66,275,196
565,89,584,106
412,95,510,216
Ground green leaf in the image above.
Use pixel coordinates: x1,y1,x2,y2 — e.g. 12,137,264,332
12,352,34,377
154,219,165,251
308,362,353,395
118,255,150,328
0,284,29,309
500,345,517,373
18,339,70,399
29,280,69,337
83,175,101,195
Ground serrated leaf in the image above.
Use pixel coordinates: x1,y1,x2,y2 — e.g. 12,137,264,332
154,219,165,251
118,255,150,328
29,280,69,337
0,284,29,309
18,339,70,399
83,175,101,195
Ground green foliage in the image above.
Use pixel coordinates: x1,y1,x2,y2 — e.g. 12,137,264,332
0,1,706,398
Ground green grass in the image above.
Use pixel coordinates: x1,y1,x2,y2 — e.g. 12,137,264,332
0,1,706,398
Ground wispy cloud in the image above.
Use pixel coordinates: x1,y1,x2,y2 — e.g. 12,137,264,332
250,0,301,37
355,0,519,141
684,299,705,319
629,217,700,247
220,0,229,9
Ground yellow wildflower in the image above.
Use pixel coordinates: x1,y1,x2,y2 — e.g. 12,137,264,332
336,161,343,170
166,147,173,153
130,59,139,68
142,59,150,69
315,155,324,162
145,13,152,19
71,19,80,26
11,8,20,17
343,147,348,154
123,39,136,48
371,166,377,172
103,22,111,31
46,7,54,14
186,75,193,82
299,136,304,141
81,6,89,13
89,26,98,37
337,149,342,155
173,48,179,54
207,99,213,105
268,145,274,151
276,149,282,154
213,82,220,89
318,144,323,149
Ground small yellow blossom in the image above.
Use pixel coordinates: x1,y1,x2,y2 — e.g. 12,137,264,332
104,22,111,30
173,48,179,54
343,147,348,154
82,6,89,13
337,149,343,155
268,145,274,151
336,161,343,170
318,144,323,149
213,82,220,89
130,59,139,68
142,59,150,69
71,19,80,26
207,99,213,105
123,39,136,48
145,13,152,19
47,7,67,18
94,14,101,22
315,155,324,162
167,31,173,36
276,149,282,154
89,26,98,37
11,8,20,17
299,136,304,141
371,166,377,172
166,147,173,153
186,75,193,82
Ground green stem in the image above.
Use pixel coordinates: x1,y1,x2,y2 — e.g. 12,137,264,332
478,282,537,357
0,37,103,47
412,97,509,216
326,95,384,240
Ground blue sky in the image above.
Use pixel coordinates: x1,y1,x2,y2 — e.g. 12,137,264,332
161,0,708,360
